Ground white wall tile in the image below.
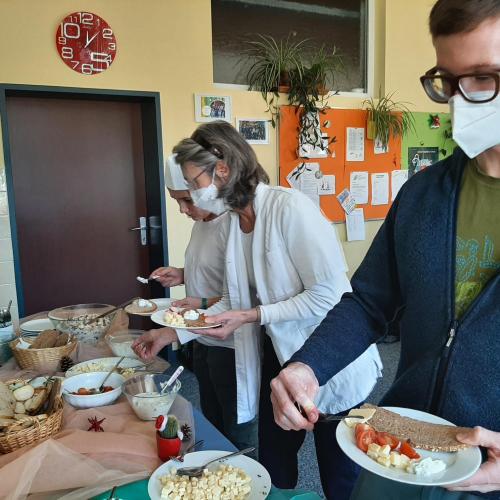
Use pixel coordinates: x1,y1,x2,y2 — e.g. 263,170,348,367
0,193,8,216
0,239,13,262
0,261,14,285
0,284,17,308
0,216,11,239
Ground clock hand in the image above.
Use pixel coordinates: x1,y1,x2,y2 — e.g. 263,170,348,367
85,31,99,48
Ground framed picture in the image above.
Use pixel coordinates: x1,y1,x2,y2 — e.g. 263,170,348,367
236,118,270,145
194,94,232,122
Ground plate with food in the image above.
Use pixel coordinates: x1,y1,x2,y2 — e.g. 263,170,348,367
65,357,145,378
148,450,271,500
151,307,221,330
336,404,482,486
125,298,159,316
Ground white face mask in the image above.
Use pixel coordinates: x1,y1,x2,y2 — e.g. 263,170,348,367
450,92,500,158
190,170,228,215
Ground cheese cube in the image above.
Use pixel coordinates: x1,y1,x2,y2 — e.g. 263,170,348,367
379,444,391,457
377,455,391,467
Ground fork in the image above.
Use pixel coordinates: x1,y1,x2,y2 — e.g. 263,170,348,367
295,403,366,423
176,447,255,477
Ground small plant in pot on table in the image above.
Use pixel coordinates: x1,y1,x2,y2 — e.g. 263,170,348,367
155,414,183,461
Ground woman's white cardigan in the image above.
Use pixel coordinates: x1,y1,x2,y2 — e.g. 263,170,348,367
177,184,382,423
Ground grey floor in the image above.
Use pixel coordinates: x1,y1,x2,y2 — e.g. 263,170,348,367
177,338,401,498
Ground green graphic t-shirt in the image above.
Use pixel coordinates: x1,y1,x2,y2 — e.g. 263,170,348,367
455,160,500,319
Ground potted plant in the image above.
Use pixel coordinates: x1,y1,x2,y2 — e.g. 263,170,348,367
155,414,183,461
363,91,416,148
244,34,307,126
287,46,343,156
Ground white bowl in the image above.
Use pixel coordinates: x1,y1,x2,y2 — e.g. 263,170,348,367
62,371,125,409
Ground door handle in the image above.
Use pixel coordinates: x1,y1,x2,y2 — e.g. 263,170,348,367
129,217,147,245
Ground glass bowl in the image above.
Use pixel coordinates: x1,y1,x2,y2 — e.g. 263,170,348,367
122,373,181,421
105,329,144,359
48,304,116,344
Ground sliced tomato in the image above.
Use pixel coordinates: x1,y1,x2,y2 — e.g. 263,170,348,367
356,428,377,453
376,432,400,450
400,440,420,460
355,423,372,439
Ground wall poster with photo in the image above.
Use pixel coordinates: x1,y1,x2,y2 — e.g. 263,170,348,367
236,118,270,145
194,94,232,122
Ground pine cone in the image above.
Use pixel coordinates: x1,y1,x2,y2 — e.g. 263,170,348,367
181,423,192,442
60,356,74,372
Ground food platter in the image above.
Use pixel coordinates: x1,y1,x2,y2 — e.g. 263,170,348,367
65,357,145,378
151,308,221,330
336,406,482,486
148,450,271,500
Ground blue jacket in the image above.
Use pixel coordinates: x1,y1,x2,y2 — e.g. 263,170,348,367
291,148,500,494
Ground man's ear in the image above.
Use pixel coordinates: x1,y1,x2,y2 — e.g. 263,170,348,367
215,161,230,181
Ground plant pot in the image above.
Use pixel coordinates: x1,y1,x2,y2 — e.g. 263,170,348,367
366,119,376,140
156,432,181,462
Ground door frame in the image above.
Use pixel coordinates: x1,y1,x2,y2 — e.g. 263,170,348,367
0,84,169,317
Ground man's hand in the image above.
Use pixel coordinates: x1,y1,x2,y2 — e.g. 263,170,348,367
172,297,202,309
270,362,320,432
132,327,178,361
191,309,257,340
150,267,184,287
447,426,500,493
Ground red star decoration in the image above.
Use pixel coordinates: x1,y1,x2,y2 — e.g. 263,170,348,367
87,416,106,432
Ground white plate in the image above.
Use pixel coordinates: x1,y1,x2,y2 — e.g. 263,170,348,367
148,450,271,500
20,318,54,333
65,357,145,378
151,308,221,330
124,301,159,317
336,406,482,486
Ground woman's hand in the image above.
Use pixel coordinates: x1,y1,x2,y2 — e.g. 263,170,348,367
447,426,500,493
172,297,202,309
132,327,178,361
192,309,258,340
150,267,184,287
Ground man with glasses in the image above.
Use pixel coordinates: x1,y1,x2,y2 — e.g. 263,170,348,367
270,0,500,498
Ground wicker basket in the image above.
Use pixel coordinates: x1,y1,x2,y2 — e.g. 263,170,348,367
0,380,64,454
10,336,77,372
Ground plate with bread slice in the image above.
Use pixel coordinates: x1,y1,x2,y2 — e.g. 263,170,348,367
336,404,482,486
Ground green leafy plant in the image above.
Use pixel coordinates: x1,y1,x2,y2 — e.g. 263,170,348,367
244,34,308,126
362,90,416,148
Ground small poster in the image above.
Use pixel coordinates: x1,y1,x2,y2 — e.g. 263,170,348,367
374,138,389,155
336,188,356,215
318,175,335,196
371,173,390,206
350,171,369,205
391,170,409,201
346,127,365,162
346,208,366,242
408,147,439,176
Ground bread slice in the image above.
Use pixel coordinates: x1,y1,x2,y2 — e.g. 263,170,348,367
361,404,470,452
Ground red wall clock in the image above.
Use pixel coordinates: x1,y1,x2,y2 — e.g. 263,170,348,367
56,12,117,75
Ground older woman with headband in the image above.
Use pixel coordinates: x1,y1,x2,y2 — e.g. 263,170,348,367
171,120,383,499
133,155,258,455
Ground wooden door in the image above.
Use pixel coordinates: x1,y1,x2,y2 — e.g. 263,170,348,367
6,96,163,315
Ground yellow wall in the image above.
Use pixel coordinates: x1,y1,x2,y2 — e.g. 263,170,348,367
0,0,448,320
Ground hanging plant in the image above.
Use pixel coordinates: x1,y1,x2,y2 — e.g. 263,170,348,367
362,90,416,148
243,34,307,127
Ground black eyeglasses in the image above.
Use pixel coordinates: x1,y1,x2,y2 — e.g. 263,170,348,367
420,67,500,104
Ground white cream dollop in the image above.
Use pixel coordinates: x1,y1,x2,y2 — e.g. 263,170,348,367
183,310,200,321
410,457,447,476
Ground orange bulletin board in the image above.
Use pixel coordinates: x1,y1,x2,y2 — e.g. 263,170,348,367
279,106,402,222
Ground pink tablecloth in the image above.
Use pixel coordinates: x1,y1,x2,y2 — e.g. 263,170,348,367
0,336,193,500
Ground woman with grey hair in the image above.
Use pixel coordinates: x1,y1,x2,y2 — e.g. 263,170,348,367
143,121,382,499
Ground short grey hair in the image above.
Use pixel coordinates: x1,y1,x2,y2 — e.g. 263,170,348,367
172,121,270,209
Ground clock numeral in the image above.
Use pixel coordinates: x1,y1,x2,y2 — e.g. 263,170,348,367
91,52,112,67
71,60,80,70
62,22,81,39
61,46,74,59
79,12,94,25
102,28,113,39
108,42,116,51
81,63,95,75
57,36,67,45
